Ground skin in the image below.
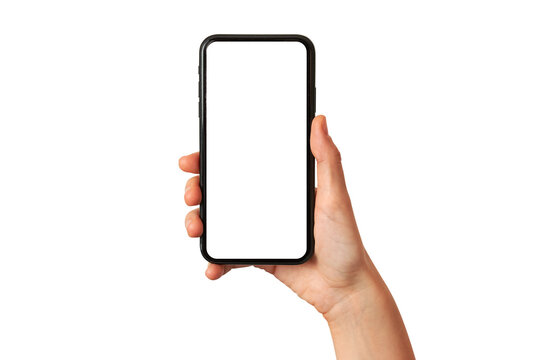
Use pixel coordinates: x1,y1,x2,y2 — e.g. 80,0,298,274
179,115,415,359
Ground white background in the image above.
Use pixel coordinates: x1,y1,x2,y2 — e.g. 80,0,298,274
206,42,307,259
0,1,538,359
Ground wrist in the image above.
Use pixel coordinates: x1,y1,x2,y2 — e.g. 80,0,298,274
323,266,388,327
322,249,387,324
323,259,415,360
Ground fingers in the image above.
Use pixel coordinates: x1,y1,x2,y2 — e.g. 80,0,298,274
310,115,349,199
205,263,248,280
184,176,201,206
181,154,202,231
179,152,200,174
185,208,203,237
181,152,216,281
205,264,225,280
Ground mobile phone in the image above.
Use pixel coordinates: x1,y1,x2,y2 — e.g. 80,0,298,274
199,34,315,264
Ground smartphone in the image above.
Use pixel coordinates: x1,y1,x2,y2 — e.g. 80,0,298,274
199,34,315,264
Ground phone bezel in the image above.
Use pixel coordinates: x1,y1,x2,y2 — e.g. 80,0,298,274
199,34,315,265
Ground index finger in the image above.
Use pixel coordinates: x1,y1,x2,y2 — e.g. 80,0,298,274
179,152,200,174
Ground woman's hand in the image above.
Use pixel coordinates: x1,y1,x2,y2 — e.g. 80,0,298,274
179,115,415,359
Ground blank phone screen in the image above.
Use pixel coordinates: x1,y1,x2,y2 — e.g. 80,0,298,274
203,40,309,260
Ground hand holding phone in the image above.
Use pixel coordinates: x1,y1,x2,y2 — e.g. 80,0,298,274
179,115,415,359
180,34,415,359
181,114,367,308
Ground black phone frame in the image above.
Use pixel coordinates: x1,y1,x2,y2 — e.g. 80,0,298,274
198,34,315,265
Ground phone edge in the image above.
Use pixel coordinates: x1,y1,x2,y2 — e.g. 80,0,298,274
198,34,315,265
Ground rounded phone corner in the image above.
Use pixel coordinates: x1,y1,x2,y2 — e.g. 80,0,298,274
200,239,221,264
291,243,314,265
290,34,315,54
199,34,221,56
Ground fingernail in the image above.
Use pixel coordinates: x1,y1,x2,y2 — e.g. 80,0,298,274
186,219,192,230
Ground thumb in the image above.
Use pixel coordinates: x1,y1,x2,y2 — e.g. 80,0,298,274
310,115,348,199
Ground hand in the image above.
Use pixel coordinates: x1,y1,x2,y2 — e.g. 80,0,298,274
180,115,370,314
179,115,415,359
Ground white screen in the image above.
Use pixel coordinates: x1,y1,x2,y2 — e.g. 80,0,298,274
205,41,307,259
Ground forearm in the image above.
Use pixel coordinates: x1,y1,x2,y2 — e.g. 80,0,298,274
324,264,415,360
